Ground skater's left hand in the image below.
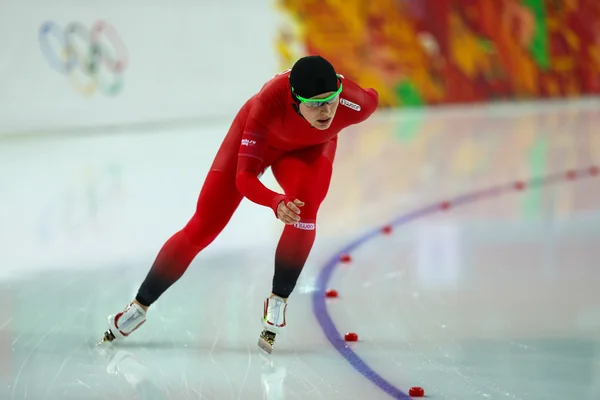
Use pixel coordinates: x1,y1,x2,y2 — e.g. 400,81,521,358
277,199,304,225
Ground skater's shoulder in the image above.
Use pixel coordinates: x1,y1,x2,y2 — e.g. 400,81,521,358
339,76,378,107
336,75,379,123
245,72,290,126
254,69,292,105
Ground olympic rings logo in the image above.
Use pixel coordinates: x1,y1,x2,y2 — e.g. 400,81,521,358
38,20,129,97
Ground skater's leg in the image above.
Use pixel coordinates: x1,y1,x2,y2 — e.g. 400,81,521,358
102,102,254,343
258,140,336,352
135,99,255,309
135,169,243,307
101,169,244,343
269,139,336,301
134,100,254,308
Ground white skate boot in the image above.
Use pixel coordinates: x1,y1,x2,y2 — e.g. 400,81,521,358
100,302,147,343
258,295,287,354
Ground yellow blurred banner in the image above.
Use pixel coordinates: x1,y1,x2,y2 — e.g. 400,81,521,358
276,0,600,107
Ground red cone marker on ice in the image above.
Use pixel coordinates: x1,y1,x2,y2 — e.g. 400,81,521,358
409,386,425,397
344,332,358,342
339,253,352,263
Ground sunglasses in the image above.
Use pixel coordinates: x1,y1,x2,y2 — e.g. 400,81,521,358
291,75,343,108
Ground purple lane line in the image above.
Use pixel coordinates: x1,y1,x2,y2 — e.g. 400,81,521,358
311,167,598,399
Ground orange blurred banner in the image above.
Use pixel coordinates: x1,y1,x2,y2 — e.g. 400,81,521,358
276,0,600,107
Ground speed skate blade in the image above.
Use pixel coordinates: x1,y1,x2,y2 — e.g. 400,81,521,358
258,330,276,354
258,336,273,354
97,330,116,346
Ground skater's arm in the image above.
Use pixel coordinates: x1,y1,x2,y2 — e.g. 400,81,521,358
235,100,288,216
236,151,287,215
237,156,302,224
354,82,379,116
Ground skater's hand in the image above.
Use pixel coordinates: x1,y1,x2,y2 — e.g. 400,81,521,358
277,199,304,225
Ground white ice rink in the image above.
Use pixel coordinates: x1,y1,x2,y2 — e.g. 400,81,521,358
1,99,600,399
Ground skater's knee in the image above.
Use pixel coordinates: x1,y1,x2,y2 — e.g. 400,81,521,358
293,192,325,221
181,215,223,248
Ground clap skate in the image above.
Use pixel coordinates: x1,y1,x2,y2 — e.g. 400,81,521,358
99,302,147,344
258,295,287,354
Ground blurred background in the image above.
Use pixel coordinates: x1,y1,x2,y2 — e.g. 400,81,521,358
0,1,600,399
1,0,598,279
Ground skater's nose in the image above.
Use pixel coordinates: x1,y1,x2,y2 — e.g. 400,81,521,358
320,103,334,116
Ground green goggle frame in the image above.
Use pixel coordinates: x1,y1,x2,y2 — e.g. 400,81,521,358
291,75,343,107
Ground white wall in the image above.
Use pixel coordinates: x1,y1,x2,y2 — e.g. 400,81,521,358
0,0,286,278
0,0,280,135
0,122,284,280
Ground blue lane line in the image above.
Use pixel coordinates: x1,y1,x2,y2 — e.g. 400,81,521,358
311,214,422,399
311,167,596,399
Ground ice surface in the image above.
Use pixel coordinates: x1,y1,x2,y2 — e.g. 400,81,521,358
1,99,600,399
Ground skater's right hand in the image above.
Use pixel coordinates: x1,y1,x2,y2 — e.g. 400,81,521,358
277,199,304,225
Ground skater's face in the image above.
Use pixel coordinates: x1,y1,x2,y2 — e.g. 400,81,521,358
298,91,340,130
